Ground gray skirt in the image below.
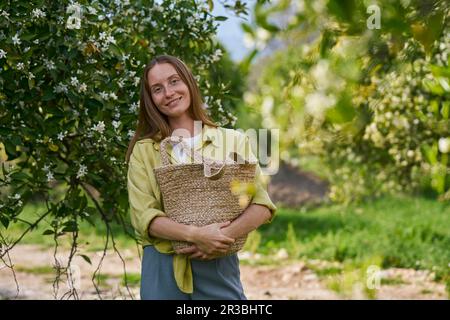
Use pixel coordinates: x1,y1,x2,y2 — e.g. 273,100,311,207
140,245,247,300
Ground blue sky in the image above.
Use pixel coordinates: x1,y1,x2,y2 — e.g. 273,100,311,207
212,0,256,62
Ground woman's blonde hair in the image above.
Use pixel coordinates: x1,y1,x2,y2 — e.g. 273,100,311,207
125,55,217,163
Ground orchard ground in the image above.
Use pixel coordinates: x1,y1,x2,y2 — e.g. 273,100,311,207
0,244,447,300
1,166,449,299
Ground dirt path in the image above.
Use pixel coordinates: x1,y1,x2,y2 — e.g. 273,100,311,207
0,245,447,300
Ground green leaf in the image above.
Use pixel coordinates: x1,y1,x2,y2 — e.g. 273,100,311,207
85,207,97,216
326,94,356,124
28,78,35,89
327,0,357,23
79,254,92,265
79,195,87,211
207,0,214,11
108,43,122,57
43,229,55,235
62,221,78,232
320,29,338,58
411,12,445,54
422,78,444,95
0,216,10,229
422,144,438,165
240,22,254,35
10,172,30,181
21,34,35,41
42,88,56,101
214,16,228,21
441,101,449,120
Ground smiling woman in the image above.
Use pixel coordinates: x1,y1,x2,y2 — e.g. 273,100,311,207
125,55,217,151
148,66,189,115
125,55,276,300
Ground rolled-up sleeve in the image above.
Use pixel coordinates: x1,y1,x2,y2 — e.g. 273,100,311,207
127,144,166,242
239,134,277,222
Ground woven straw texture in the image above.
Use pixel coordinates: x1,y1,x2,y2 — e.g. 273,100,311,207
154,136,256,256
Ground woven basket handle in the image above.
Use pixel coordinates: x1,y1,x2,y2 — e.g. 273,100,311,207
159,136,235,179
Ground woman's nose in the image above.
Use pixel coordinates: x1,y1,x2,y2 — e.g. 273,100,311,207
164,85,175,97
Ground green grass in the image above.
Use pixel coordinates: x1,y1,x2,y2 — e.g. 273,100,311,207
1,202,138,251
122,272,140,287
256,194,450,293
15,265,55,275
3,194,450,295
259,195,450,266
381,277,408,286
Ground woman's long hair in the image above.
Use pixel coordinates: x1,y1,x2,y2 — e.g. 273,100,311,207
125,55,217,163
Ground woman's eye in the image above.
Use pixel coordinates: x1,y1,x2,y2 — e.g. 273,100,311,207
171,79,179,84
153,87,161,93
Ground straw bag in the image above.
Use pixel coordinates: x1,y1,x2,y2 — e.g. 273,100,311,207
154,135,257,256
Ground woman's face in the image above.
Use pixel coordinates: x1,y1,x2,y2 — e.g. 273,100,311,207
147,63,191,119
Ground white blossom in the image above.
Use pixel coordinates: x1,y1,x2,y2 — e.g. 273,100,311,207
0,49,7,59
153,5,163,13
438,137,450,154
109,92,118,100
32,8,46,19
99,91,109,100
92,121,106,134
112,120,121,130
46,171,54,181
106,35,116,45
44,59,56,70
12,33,21,45
70,76,79,87
57,131,67,141
87,6,97,15
76,164,88,179
98,32,107,40
127,129,135,139
305,92,336,118
17,62,25,70
0,10,10,19
78,83,87,93
129,102,139,113
211,49,223,62
311,60,331,90
54,83,68,93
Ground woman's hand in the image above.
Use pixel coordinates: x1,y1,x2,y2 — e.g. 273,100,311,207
178,221,235,258
176,245,217,260
192,221,235,255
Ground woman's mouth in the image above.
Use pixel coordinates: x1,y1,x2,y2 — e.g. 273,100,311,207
166,96,182,107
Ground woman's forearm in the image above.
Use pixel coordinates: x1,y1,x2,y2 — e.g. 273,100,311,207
148,216,196,242
221,203,272,239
